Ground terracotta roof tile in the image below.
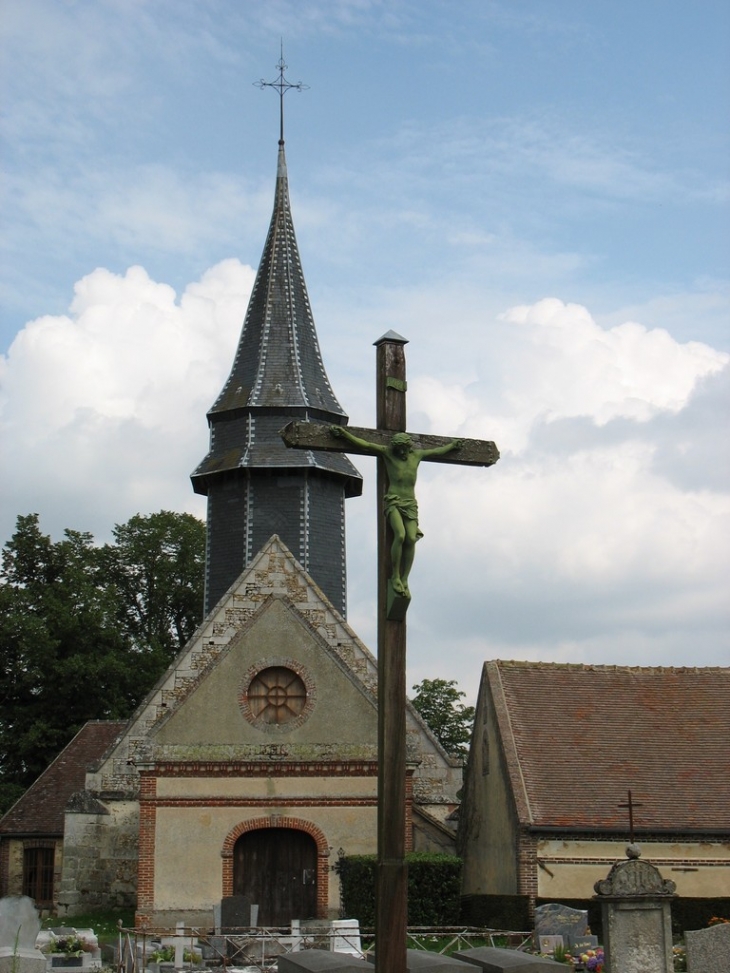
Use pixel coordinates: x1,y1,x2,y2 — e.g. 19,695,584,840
0,721,126,835
485,661,730,833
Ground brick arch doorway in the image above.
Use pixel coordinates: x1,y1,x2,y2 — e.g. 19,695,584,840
233,827,317,925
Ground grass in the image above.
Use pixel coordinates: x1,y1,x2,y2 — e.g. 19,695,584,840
41,910,136,946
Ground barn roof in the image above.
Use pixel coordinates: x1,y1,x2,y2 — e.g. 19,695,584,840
0,721,126,836
483,661,730,834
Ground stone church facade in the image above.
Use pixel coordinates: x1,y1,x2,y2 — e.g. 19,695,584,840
58,540,459,925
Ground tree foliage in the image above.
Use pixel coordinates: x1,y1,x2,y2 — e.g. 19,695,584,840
411,677,475,760
0,511,205,809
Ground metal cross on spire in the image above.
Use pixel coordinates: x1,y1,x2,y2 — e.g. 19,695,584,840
254,46,309,143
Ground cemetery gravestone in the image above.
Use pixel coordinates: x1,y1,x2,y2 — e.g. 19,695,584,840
330,921,363,957
568,936,598,954
685,922,730,973
536,936,563,955
0,896,46,973
533,903,588,946
221,894,253,930
593,846,675,973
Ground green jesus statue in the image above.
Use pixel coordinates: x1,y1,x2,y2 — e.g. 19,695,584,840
331,425,463,598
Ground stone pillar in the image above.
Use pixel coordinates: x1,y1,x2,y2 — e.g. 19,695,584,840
593,844,676,973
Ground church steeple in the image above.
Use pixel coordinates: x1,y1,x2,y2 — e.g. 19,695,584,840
192,82,362,616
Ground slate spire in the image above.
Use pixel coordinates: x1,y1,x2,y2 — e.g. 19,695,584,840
192,137,362,616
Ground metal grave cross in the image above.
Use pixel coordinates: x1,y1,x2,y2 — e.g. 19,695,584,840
619,789,644,844
281,331,499,973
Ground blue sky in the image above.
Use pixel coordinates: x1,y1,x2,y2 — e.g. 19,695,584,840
2,0,729,696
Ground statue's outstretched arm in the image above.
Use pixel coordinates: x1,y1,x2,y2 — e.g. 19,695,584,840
420,438,464,459
330,425,386,455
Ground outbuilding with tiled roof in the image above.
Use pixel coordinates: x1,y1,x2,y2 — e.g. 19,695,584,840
0,721,125,909
459,661,730,924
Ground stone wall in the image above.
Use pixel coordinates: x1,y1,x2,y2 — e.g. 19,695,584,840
58,799,138,915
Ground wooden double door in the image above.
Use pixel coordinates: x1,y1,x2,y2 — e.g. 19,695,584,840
233,827,317,925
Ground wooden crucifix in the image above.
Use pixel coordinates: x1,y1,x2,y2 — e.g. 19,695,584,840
281,331,498,973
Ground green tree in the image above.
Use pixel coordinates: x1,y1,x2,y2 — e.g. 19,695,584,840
411,678,475,760
104,510,205,670
0,511,205,811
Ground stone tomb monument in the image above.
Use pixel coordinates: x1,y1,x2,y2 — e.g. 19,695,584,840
0,896,45,973
279,949,470,972
685,921,730,973
452,947,567,972
593,844,675,973
372,952,470,971
278,952,371,972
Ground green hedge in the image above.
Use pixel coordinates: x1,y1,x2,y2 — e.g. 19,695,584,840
337,853,462,926
461,895,730,939
671,898,730,936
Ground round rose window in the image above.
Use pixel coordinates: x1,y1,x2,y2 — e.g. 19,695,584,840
247,666,308,725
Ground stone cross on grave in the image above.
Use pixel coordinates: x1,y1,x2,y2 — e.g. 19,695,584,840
281,331,499,973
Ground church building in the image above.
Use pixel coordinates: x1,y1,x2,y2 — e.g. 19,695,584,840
0,125,461,925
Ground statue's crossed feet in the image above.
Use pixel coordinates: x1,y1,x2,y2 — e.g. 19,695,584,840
391,577,412,599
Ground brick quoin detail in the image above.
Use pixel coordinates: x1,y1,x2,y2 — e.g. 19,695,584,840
518,829,538,920
221,816,330,919
135,773,158,928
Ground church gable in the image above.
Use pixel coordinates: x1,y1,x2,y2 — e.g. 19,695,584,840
152,595,378,756
86,534,459,820
89,537,384,793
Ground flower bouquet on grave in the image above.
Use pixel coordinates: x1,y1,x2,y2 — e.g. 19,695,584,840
43,936,94,957
672,944,687,971
579,948,604,972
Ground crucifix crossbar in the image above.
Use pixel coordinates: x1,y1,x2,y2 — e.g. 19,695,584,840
281,420,499,466
281,419,497,622
280,332,499,973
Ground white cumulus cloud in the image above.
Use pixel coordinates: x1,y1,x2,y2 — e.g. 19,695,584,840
0,259,255,542
1,273,727,700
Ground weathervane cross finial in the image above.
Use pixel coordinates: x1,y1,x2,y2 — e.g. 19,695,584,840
255,45,309,143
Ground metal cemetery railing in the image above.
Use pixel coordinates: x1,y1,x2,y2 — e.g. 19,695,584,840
117,924,533,973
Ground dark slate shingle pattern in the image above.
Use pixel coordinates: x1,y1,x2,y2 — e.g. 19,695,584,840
192,143,361,492
487,661,730,833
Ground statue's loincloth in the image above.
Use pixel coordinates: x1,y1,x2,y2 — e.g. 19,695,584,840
384,493,424,540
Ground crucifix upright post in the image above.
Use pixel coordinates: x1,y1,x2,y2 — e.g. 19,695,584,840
281,333,498,972
375,332,409,973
